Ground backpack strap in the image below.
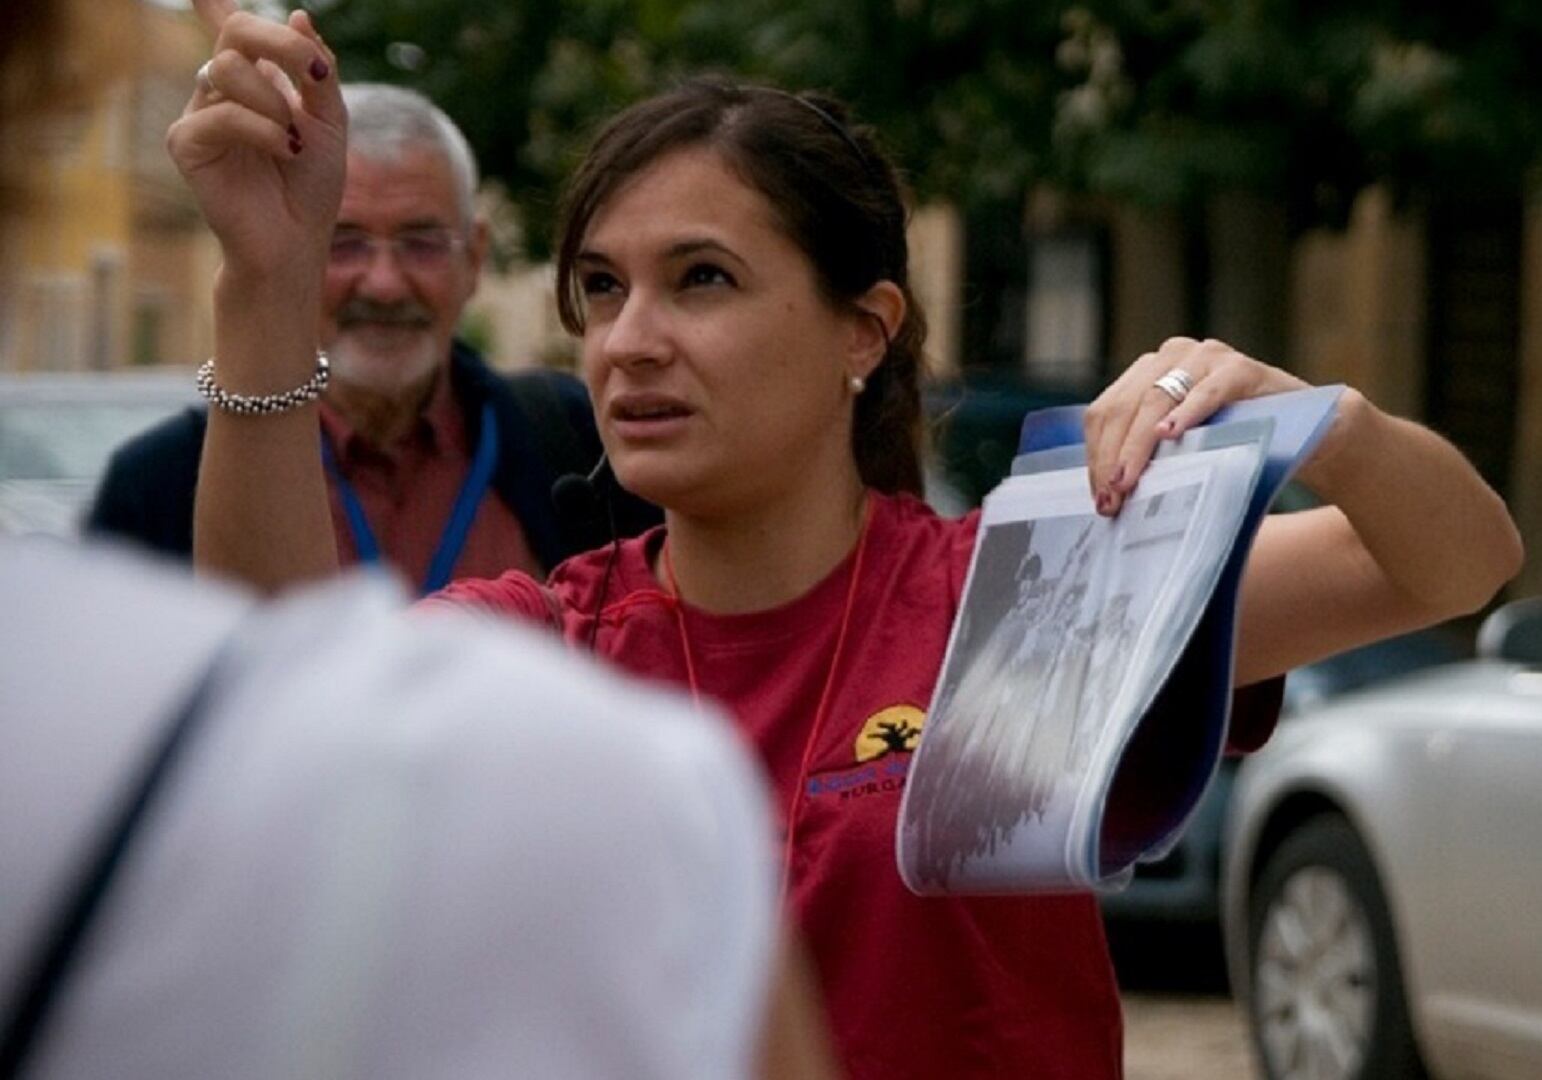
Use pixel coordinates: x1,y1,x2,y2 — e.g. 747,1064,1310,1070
0,627,242,1077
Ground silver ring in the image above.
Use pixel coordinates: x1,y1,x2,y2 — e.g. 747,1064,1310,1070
195,60,215,94
1153,368,1195,405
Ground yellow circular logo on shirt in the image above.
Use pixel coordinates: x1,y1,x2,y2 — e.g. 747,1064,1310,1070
854,705,926,762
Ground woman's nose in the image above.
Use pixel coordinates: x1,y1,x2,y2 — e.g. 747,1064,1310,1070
601,291,670,368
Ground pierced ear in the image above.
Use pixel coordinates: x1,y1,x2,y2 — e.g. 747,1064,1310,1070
848,280,906,380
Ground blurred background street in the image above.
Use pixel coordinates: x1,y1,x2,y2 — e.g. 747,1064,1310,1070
1125,994,1255,1080
4,4,1539,1078
1114,923,1257,1080
6,2,1542,606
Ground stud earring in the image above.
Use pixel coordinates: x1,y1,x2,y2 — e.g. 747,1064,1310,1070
848,374,867,394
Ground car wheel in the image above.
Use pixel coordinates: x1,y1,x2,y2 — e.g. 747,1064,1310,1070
1246,814,1426,1080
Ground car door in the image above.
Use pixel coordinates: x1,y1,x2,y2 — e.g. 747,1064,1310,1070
1420,665,1542,1078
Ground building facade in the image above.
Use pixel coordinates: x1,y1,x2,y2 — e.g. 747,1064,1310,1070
0,1,217,374
1012,185,1540,597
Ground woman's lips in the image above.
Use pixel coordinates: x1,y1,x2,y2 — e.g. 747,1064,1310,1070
609,394,694,439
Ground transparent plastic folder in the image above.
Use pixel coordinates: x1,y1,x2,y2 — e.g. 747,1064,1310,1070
898,385,1342,894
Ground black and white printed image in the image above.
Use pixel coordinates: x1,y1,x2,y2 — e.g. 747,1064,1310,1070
899,401,1334,897
902,482,1204,892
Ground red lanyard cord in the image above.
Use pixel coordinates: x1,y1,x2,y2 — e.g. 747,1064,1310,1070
662,498,874,900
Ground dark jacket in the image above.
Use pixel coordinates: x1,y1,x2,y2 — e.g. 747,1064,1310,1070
87,342,657,574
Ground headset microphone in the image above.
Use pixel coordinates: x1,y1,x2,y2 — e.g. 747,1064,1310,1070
551,454,609,527
550,454,621,653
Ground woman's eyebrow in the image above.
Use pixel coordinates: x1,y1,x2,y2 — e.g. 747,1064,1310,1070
577,237,747,268
664,238,742,262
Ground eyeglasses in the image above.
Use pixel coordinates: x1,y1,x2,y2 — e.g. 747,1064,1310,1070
328,227,464,272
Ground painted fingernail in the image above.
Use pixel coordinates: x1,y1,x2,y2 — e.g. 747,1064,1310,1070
309,57,330,81
287,123,300,141
289,136,303,155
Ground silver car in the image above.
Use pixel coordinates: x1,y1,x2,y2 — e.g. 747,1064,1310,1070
0,370,198,537
1223,599,1542,1080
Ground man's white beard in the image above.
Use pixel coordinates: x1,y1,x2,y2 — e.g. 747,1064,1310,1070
327,329,444,395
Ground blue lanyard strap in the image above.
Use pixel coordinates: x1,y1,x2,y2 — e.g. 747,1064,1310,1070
320,402,500,595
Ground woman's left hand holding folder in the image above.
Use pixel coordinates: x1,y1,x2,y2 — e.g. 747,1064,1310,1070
1082,336,1523,687
1082,336,1308,517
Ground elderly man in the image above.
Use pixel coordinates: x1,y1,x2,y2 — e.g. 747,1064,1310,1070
89,84,651,587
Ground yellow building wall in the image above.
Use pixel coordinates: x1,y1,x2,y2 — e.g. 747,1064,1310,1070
130,226,220,367
1107,204,1188,371
6,86,135,371
1289,187,1426,421
909,204,964,379
19,96,132,269
0,0,211,373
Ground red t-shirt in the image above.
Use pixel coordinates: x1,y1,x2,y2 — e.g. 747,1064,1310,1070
436,492,1280,1079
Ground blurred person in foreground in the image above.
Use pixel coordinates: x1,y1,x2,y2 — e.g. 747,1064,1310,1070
170,1,1526,1076
87,82,657,589
0,5,831,1078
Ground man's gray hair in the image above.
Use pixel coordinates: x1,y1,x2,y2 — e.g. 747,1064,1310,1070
342,83,480,225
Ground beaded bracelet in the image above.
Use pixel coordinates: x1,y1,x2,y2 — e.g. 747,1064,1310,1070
195,353,330,415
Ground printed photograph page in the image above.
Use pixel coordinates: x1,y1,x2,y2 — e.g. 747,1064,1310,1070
898,443,1260,894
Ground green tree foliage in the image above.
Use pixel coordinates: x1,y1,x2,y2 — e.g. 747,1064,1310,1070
298,0,1542,252
1058,1,1542,227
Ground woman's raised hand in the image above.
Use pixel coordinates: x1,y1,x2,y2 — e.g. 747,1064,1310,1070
166,0,346,281
1083,337,1315,515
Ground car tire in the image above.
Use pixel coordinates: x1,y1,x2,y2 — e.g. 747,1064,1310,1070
1246,814,1426,1080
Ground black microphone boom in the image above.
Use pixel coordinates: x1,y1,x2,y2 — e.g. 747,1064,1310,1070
551,454,608,527
548,453,622,650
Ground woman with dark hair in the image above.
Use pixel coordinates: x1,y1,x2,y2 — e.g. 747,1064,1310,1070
177,8,1522,1077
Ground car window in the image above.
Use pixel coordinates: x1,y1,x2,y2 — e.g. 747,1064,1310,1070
1283,627,1467,712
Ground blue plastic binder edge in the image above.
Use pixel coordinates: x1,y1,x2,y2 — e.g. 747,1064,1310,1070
1014,385,1345,881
